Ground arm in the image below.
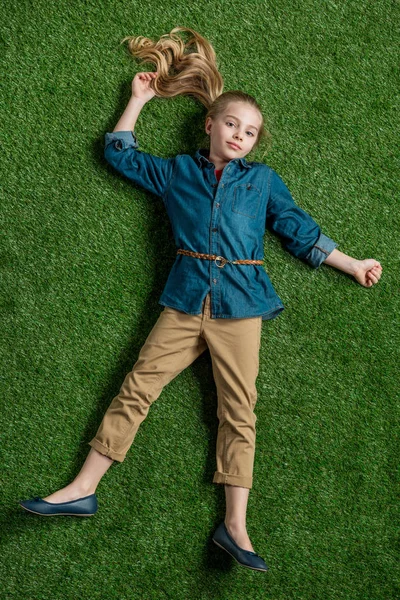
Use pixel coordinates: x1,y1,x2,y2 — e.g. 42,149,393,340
113,71,158,132
104,72,176,199
323,248,382,288
266,170,338,268
113,95,146,132
266,170,383,287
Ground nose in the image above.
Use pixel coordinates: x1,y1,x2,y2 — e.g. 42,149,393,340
234,131,243,141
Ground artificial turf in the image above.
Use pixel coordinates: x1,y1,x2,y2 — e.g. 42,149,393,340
1,1,398,598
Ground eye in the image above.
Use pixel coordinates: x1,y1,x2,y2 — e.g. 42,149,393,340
226,121,254,136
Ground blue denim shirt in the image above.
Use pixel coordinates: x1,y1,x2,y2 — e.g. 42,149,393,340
104,131,337,320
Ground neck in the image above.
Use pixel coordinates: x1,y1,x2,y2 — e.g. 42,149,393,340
208,152,228,170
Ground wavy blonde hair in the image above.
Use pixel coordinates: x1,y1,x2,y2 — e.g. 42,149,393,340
121,27,271,154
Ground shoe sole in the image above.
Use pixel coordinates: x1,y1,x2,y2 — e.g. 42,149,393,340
212,538,268,572
19,503,96,517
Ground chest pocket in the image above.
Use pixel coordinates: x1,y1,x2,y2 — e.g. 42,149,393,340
232,183,261,219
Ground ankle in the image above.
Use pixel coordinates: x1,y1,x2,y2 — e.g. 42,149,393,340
224,518,247,533
72,478,97,496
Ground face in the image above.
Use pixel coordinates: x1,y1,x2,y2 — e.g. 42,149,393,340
205,101,262,166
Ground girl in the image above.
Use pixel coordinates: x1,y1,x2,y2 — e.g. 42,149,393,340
19,28,382,572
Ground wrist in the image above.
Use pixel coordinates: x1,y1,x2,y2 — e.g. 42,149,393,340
130,95,147,106
323,249,359,275
348,259,362,277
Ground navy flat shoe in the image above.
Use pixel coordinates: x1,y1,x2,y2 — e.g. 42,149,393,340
212,522,268,572
18,494,98,517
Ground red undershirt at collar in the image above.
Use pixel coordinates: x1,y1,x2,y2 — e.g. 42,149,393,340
215,168,224,182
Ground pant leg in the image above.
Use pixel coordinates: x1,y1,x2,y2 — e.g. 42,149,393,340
201,295,262,489
89,305,208,462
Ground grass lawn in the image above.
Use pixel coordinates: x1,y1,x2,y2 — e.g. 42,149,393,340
1,1,398,598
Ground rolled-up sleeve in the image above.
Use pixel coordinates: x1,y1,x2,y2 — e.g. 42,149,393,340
266,170,338,268
104,131,176,199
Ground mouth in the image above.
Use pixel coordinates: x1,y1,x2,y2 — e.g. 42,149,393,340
227,142,241,150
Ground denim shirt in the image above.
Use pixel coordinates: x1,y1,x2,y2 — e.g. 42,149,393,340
104,131,338,320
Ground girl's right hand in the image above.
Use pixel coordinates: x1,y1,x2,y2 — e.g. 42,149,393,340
131,71,159,103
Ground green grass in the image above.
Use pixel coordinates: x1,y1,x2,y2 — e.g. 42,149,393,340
1,1,398,598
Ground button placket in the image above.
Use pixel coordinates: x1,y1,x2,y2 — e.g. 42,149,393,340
209,164,234,316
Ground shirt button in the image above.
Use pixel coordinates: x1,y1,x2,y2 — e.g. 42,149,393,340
211,183,218,188
213,278,217,284
221,183,225,188
212,228,217,232
215,203,220,208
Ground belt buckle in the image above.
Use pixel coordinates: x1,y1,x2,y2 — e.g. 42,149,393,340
214,255,228,268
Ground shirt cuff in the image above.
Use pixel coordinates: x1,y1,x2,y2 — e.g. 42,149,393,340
305,232,338,268
104,130,139,150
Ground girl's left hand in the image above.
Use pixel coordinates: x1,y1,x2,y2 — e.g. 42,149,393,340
352,259,382,287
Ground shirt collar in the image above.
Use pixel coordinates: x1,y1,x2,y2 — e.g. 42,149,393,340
194,148,252,170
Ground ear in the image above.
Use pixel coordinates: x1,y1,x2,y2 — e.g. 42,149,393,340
205,116,212,135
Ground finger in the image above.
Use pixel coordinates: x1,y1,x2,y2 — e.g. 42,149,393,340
367,260,382,270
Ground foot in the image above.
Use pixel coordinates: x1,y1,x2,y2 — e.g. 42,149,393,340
224,520,255,553
42,481,95,504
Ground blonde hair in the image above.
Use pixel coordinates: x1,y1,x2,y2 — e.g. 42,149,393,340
121,27,271,154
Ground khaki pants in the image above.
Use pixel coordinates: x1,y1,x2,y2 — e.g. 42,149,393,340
88,293,262,489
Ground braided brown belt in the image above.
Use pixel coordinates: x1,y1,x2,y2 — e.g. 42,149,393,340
177,249,264,269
